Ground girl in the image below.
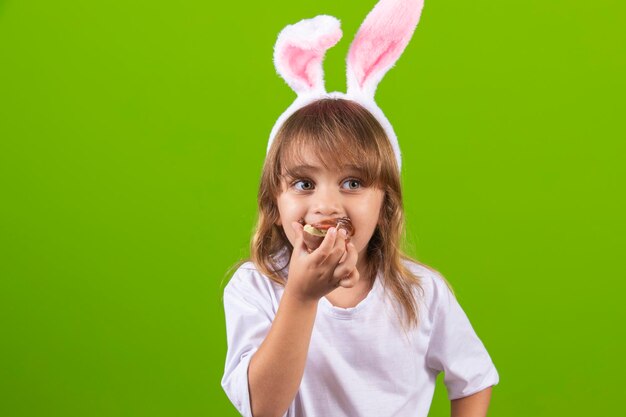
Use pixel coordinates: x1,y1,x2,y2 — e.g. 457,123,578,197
222,1,498,416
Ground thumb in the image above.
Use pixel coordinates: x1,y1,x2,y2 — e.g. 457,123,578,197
291,221,306,253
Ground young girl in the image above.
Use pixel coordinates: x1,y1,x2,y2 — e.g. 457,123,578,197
222,1,498,416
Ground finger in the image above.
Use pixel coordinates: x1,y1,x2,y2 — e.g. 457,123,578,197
336,229,349,263
315,227,338,262
341,240,358,269
320,228,350,267
324,244,347,267
327,228,348,265
333,241,358,279
338,268,360,289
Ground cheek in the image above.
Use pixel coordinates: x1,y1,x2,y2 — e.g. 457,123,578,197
275,194,289,225
353,195,384,234
274,201,297,246
281,224,295,247
275,194,301,228
367,192,385,222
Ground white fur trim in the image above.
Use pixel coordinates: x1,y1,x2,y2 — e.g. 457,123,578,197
273,15,342,95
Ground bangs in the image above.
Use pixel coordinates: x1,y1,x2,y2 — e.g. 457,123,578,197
279,134,381,186
272,99,394,187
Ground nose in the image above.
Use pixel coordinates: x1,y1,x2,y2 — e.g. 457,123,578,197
311,185,343,217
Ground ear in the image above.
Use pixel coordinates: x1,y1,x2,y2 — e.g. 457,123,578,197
274,15,343,96
347,0,424,98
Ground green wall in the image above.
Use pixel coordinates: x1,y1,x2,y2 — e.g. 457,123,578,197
1,0,624,415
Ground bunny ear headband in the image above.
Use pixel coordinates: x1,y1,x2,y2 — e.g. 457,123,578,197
267,0,425,171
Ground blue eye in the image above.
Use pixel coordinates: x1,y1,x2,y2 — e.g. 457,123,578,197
294,180,314,191
342,179,362,190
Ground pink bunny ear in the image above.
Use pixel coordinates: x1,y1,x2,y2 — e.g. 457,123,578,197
274,15,343,96
347,0,424,98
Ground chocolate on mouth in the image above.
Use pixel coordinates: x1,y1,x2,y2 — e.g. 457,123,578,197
298,217,354,252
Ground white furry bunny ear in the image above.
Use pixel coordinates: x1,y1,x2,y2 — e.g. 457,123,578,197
274,15,343,96
347,0,424,98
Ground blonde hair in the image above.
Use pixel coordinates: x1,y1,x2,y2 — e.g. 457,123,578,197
241,98,445,329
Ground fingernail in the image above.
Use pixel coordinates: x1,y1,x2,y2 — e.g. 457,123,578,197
328,227,336,235
339,229,347,238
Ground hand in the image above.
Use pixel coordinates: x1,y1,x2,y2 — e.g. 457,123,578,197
284,221,359,303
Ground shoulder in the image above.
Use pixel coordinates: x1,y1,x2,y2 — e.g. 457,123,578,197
222,262,283,332
224,261,284,302
401,258,455,306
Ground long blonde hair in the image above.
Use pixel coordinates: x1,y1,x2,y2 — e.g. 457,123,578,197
248,98,438,329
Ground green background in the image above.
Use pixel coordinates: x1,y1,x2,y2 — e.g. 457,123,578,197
1,0,624,415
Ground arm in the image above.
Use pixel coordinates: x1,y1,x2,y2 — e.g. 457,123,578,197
247,224,358,417
423,272,499,417
248,293,318,417
450,386,492,417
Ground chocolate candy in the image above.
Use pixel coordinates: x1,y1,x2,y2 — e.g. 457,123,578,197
301,217,354,252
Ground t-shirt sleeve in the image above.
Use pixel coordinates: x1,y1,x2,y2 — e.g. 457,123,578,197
220,266,276,417
424,272,499,400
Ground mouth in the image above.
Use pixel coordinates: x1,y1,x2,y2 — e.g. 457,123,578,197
298,217,354,252
303,224,328,236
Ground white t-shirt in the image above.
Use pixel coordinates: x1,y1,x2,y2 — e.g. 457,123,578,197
221,258,499,417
